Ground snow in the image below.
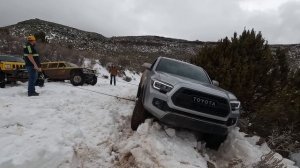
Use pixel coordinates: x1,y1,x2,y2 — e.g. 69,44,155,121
92,60,110,77
124,69,141,84
210,128,297,167
292,152,300,167
0,69,298,168
82,58,92,68
116,120,208,168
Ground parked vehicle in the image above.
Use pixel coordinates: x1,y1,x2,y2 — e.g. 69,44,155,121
41,61,97,86
0,55,45,88
0,55,27,88
131,57,241,149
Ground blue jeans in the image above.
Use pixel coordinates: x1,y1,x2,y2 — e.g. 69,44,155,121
26,66,38,94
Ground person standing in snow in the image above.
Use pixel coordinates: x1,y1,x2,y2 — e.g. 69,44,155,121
109,64,118,86
23,35,41,96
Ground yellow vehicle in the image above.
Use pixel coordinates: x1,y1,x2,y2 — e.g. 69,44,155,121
0,55,45,88
0,55,29,88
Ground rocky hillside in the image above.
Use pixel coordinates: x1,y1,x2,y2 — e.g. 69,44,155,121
272,44,300,71
0,18,299,70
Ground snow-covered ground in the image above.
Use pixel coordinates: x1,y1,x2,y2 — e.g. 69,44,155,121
292,152,300,167
0,74,298,168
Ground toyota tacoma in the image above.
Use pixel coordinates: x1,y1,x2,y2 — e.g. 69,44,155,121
131,57,241,148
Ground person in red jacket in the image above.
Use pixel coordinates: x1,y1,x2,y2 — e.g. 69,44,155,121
109,65,118,86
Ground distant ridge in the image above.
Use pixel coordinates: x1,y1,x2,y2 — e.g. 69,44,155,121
0,18,299,70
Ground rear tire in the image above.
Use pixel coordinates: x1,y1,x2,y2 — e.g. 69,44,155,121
131,95,147,130
70,72,84,86
136,83,142,98
0,71,6,88
203,133,227,150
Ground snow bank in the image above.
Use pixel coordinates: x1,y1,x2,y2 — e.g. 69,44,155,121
292,152,300,167
124,70,141,84
93,60,110,77
0,78,137,168
116,120,208,168
115,120,297,168
209,128,297,167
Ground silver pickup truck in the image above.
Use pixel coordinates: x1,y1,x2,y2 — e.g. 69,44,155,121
131,57,240,148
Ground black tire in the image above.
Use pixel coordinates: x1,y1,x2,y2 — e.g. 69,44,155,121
88,75,97,86
70,72,85,86
203,133,228,150
0,71,6,88
131,95,147,130
136,83,142,98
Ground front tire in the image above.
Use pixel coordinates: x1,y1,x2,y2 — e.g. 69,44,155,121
88,75,97,86
131,95,147,130
203,133,227,150
70,72,85,86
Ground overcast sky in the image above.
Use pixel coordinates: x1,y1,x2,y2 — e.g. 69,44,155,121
0,0,300,44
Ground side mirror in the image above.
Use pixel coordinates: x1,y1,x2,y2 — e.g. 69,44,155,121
142,63,152,70
212,80,219,86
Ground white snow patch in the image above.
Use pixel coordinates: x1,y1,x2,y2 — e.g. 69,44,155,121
0,78,137,168
82,58,92,68
209,128,297,168
292,152,300,167
93,60,110,77
124,69,142,83
117,120,208,168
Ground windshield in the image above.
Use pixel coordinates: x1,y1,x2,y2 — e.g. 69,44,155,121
65,62,79,67
155,58,211,84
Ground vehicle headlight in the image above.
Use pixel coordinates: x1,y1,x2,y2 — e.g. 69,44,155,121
230,100,241,111
152,80,173,93
5,64,11,69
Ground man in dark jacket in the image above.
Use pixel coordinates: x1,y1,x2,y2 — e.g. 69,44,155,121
23,35,41,96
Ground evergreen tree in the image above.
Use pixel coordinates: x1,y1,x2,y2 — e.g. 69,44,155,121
191,30,300,150
191,29,275,111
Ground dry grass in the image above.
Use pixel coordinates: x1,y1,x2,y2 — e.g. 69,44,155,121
253,151,286,168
